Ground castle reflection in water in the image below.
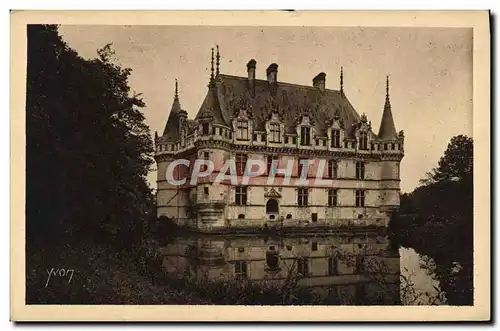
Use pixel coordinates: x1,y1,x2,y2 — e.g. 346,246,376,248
159,232,402,305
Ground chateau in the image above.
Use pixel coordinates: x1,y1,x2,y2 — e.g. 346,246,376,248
155,47,405,232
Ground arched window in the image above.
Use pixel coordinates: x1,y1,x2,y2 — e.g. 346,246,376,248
266,199,279,214
355,161,365,179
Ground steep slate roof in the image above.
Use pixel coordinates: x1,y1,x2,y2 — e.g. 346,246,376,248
195,74,364,138
162,81,188,142
377,77,398,140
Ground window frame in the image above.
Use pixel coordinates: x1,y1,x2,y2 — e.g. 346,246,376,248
359,131,369,150
235,153,247,176
297,258,309,275
328,257,338,276
328,188,338,207
297,188,309,207
331,129,341,148
300,126,311,146
355,189,365,207
235,186,248,205
327,160,338,178
267,155,278,175
269,123,281,143
201,122,210,135
355,161,365,179
236,120,249,140
235,261,248,279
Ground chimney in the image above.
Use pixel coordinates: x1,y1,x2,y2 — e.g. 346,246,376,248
266,63,278,84
312,72,326,91
247,59,256,95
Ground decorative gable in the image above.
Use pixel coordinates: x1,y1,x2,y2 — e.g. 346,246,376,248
326,107,346,148
265,103,285,144
264,187,282,198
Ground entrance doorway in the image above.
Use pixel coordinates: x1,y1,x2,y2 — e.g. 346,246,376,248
266,199,279,220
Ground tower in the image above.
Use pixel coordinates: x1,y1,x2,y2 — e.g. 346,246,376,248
378,76,404,213
156,80,187,222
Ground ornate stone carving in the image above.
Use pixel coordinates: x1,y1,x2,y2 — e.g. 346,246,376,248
264,188,282,198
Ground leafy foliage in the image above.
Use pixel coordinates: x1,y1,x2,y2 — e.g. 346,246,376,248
26,24,155,249
394,135,474,305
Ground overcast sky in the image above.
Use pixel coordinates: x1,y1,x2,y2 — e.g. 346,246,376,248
59,25,472,193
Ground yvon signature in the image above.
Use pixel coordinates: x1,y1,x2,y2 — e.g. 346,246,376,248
45,268,74,288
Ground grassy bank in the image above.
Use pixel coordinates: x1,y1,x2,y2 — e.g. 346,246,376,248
26,239,210,305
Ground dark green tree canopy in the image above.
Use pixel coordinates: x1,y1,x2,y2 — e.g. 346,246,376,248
422,135,473,185
26,24,155,247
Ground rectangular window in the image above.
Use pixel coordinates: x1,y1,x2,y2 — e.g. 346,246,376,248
328,189,338,207
359,132,368,150
355,161,365,179
355,256,365,274
327,160,338,178
253,133,257,141
199,151,209,172
235,261,248,279
298,158,308,177
204,187,209,195
236,120,249,140
267,155,278,175
331,129,341,148
300,126,311,146
292,136,297,144
355,190,365,207
284,136,289,144
328,258,338,276
311,213,318,223
235,154,247,176
202,123,210,135
297,188,308,206
270,123,281,143
235,186,248,205
262,134,267,142
298,258,309,275
311,242,318,251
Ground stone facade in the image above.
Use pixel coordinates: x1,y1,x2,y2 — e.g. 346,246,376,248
155,48,404,232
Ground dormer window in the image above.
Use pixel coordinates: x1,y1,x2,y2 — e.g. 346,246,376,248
300,126,311,146
236,120,249,140
202,122,209,135
331,129,341,148
359,132,368,150
269,123,281,143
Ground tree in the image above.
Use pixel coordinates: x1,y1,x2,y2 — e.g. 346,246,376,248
26,25,155,249
421,135,473,185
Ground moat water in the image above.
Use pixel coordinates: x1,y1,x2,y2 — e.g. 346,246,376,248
159,232,445,305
